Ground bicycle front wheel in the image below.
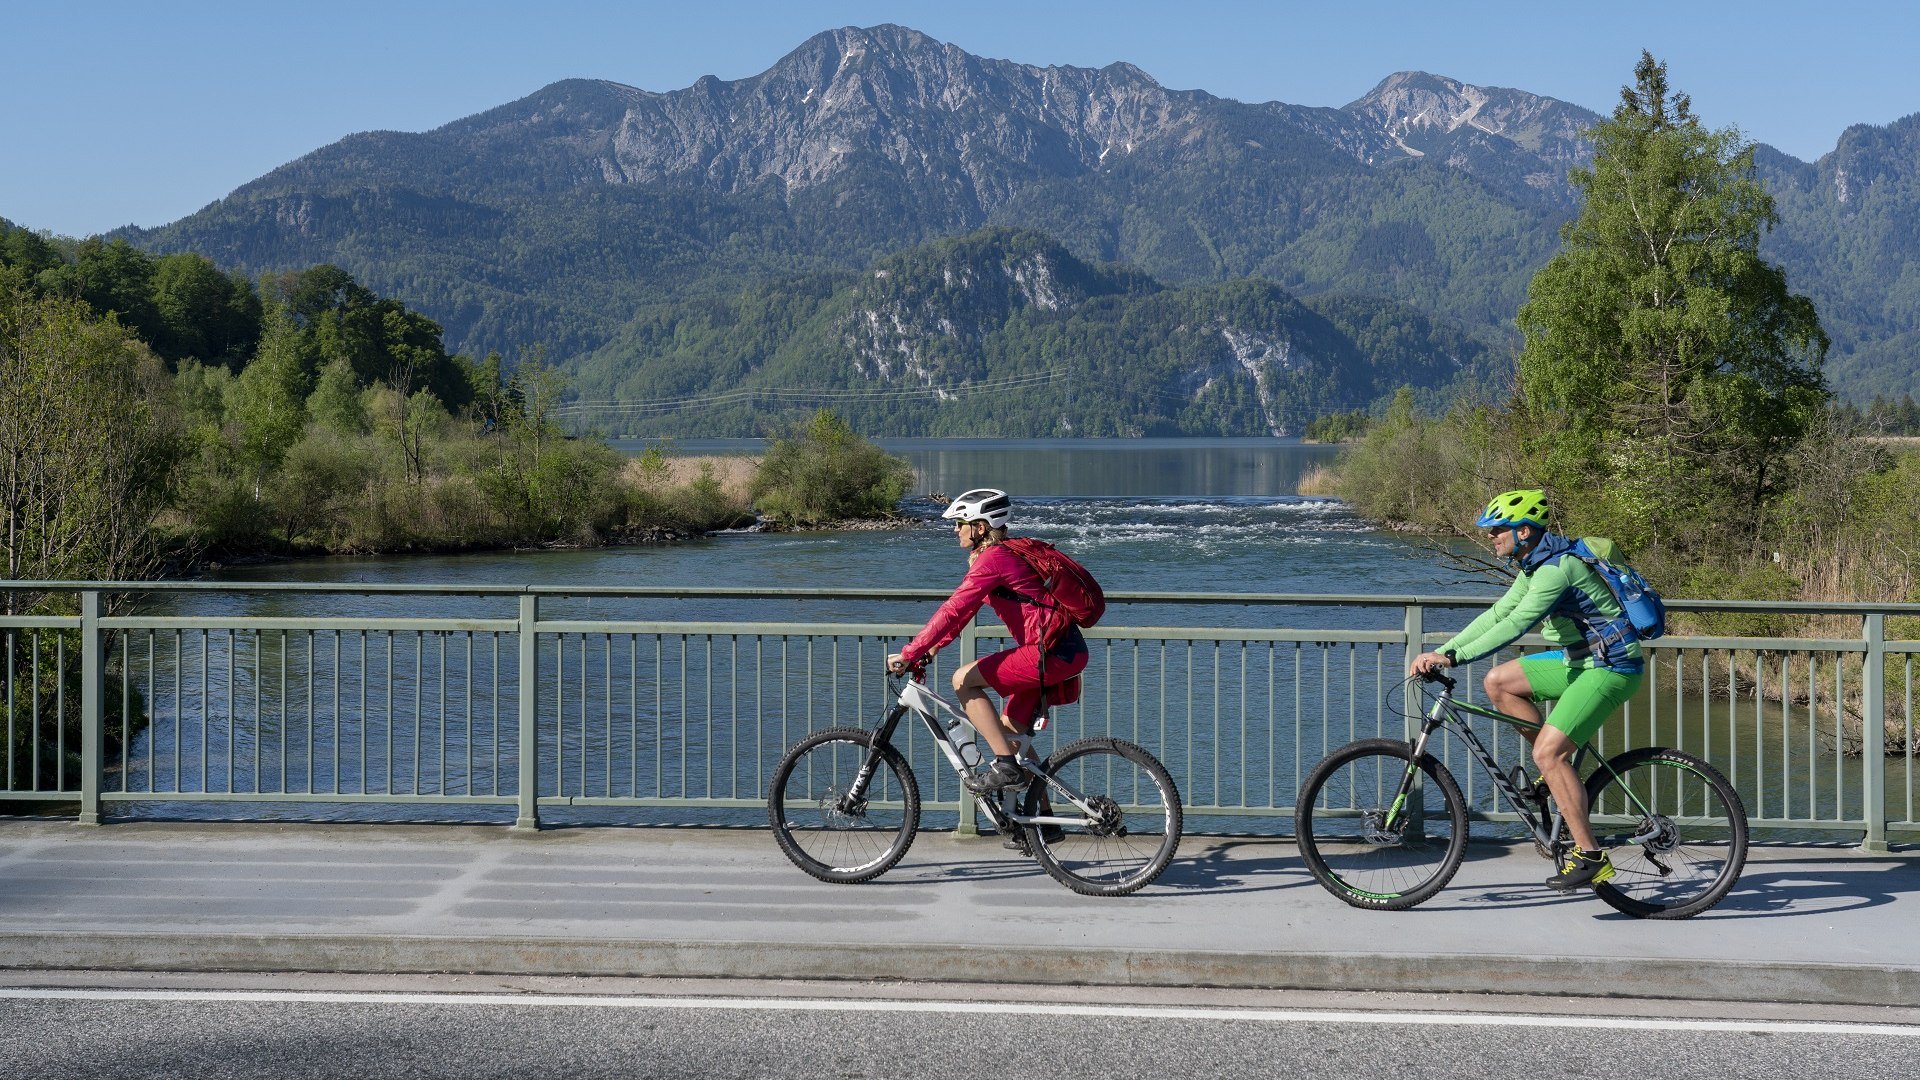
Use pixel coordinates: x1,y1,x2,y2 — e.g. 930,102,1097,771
1022,738,1183,897
1585,747,1748,919
767,727,921,884
1294,738,1468,910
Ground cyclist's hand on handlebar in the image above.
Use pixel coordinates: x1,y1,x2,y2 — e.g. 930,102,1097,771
1409,651,1453,677
888,652,926,677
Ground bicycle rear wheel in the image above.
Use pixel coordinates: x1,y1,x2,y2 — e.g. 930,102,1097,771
1294,738,1468,910
1021,738,1182,897
768,727,920,884
1585,747,1748,919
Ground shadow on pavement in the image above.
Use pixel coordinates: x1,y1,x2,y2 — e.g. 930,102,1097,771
1149,839,1317,895
1443,854,1920,921
1677,860,1920,920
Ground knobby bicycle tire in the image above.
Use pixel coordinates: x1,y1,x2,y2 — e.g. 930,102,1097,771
768,727,921,884
1585,746,1748,919
1021,738,1183,897
1294,737,1469,910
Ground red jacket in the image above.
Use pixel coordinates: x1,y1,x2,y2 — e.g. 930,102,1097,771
900,543,1065,666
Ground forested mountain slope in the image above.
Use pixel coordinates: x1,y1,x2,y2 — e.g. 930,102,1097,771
561,228,1500,437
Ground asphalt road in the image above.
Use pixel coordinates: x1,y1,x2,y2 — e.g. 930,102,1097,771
2,984,1914,1080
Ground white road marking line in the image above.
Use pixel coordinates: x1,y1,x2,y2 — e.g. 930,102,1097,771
1,987,1915,1037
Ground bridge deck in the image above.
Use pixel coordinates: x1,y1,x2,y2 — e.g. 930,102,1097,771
1,821,1915,1006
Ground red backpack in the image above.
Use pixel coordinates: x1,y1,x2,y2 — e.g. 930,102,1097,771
1000,537,1106,647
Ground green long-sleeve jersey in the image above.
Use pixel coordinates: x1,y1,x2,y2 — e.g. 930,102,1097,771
1439,534,1644,673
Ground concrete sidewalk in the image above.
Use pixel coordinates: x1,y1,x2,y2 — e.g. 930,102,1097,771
1,820,1915,1006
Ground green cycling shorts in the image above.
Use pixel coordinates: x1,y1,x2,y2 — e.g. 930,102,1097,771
1517,652,1643,747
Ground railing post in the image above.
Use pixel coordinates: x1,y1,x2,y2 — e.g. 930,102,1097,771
1402,603,1426,838
515,593,540,831
954,617,979,838
1861,614,1887,853
77,591,102,826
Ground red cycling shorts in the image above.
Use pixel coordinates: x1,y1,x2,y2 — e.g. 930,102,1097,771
976,641,1090,729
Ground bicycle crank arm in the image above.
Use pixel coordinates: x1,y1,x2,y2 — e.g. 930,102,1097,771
972,796,1014,832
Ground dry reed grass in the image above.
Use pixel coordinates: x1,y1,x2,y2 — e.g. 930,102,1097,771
622,454,759,501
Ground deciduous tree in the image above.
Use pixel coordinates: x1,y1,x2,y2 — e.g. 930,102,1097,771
0,291,180,596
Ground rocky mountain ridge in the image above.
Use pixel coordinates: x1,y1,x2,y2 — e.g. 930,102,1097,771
229,26,1609,216
124,24,1920,405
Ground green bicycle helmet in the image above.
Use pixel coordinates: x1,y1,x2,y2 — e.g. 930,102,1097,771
1475,489,1549,529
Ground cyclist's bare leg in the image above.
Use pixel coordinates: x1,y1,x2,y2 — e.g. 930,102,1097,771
1532,725,1597,851
952,660,1016,757
1484,660,1542,734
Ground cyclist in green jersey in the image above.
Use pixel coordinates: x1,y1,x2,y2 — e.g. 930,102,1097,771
1409,489,1646,891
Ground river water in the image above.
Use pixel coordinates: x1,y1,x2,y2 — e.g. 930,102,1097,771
196,439,1461,602
122,439,1890,838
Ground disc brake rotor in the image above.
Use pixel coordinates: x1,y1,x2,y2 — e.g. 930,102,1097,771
1632,814,1680,855
1361,809,1403,847
817,788,866,825
1083,795,1124,837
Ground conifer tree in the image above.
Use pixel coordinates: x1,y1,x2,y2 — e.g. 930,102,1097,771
1516,53,1827,556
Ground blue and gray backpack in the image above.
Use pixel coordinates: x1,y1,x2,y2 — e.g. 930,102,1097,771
1571,537,1667,641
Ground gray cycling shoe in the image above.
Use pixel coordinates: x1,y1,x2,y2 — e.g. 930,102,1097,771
963,758,1027,794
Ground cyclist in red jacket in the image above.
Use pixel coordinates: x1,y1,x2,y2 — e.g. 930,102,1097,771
888,488,1089,795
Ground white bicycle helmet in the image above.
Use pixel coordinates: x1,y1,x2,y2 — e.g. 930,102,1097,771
942,488,1012,529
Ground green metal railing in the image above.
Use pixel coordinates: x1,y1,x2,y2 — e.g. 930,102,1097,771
2,581,1914,850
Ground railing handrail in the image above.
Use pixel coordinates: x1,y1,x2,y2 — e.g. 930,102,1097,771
4,579,1920,616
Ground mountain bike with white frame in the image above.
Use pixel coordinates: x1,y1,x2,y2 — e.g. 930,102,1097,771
768,664,1182,896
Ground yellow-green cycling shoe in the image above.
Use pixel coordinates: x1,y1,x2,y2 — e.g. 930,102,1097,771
1546,848,1615,891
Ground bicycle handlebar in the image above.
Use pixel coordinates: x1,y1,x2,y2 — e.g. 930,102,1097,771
887,659,929,683
1417,668,1457,693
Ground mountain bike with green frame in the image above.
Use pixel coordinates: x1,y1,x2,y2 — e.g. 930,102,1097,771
1294,670,1748,919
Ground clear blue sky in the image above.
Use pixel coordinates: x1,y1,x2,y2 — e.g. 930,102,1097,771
6,1,1917,237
